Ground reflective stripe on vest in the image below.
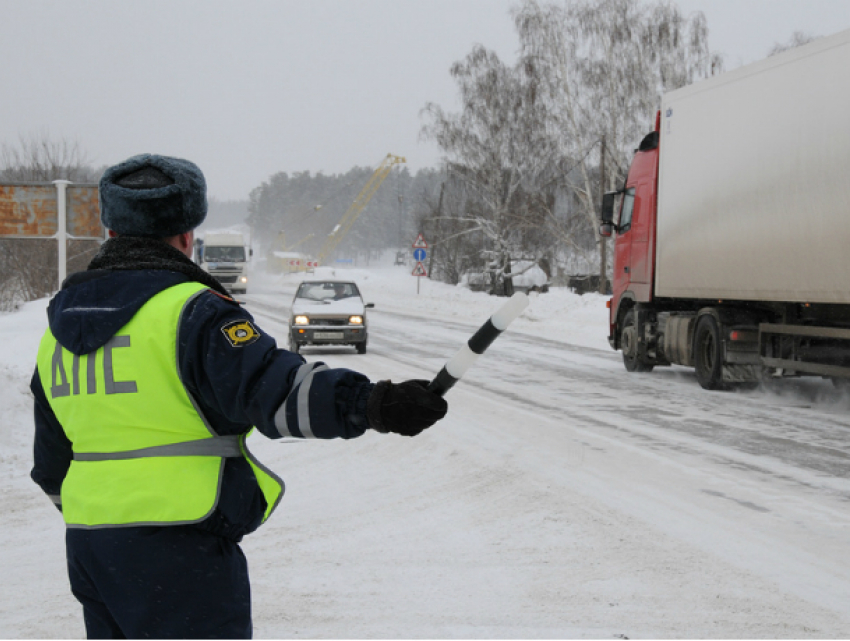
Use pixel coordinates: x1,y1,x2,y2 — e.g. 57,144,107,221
72,435,243,461
36,281,284,528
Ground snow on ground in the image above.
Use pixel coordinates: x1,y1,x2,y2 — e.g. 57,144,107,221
285,264,610,353
0,264,612,638
3,262,850,638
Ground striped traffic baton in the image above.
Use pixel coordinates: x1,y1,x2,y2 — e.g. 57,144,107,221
427,292,529,396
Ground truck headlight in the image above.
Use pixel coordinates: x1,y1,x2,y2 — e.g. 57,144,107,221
240,276,248,283
348,315,363,325
294,315,309,325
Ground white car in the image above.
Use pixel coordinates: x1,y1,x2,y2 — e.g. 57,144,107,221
288,280,374,354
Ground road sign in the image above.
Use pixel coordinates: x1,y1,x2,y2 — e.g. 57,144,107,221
413,247,426,262
412,262,427,277
412,233,428,249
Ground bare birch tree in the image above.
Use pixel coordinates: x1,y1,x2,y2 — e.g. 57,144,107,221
513,0,722,283
0,132,98,182
768,31,818,57
421,45,570,295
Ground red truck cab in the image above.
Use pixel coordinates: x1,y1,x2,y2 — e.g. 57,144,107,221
601,125,660,350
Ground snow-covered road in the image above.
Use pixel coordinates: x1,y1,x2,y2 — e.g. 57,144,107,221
3,266,849,638
240,274,850,638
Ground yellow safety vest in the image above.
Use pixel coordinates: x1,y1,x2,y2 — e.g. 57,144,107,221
36,281,284,528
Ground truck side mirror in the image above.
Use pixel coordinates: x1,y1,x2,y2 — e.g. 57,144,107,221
601,191,619,224
600,189,624,237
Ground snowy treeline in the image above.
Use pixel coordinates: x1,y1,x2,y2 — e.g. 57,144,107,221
419,0,723,294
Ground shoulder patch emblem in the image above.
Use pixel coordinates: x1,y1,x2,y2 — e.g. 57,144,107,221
221,320,261,347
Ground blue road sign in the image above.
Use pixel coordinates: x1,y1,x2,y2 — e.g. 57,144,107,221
413,248,426,262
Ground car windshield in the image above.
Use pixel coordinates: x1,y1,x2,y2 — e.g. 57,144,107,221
204,246,245,262
295,282,361,301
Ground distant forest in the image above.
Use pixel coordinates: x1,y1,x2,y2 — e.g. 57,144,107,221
246,165,443,271
244,163,599,289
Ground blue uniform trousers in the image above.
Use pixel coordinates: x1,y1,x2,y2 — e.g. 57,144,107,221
66,526,252,639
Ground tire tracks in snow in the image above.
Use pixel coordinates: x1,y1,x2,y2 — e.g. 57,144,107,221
246,293,850,499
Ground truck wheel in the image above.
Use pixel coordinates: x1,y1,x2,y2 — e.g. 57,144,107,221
694,315,726,390
356,341,367,355
621,310,654,373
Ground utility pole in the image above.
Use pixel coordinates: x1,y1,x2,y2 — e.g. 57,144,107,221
53,180,71,287
598,135,607,295
397,167,403,248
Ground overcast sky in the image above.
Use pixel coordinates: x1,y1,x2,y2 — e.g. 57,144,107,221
1,0,848,201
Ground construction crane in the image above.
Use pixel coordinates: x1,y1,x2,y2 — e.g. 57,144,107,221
317,153,405,266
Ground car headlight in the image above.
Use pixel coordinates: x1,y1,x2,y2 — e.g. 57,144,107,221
293,315,310,325
348,315,364,325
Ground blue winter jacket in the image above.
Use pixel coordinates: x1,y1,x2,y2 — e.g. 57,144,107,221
31,266,374,541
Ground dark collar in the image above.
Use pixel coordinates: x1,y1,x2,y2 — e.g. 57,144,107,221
87,236,230,296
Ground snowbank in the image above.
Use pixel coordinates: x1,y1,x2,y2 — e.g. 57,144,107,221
263,264,611,353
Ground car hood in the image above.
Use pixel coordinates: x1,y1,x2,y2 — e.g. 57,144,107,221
291,298,365,316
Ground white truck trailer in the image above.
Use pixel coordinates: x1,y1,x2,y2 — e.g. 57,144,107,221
600,28,850,390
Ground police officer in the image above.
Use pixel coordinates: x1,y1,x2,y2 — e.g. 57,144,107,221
30,154,448,639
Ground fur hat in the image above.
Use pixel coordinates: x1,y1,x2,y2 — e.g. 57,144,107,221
99,154,207,237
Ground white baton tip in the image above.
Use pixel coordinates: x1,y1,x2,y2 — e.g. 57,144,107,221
490,292,529,331
445,344,479,379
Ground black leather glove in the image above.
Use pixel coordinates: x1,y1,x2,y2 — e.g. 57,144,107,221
366,379,448,437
